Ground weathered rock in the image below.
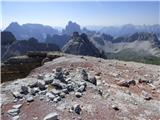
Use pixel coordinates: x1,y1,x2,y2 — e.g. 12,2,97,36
75,92,82,98
56,67,62,73
43,112,59,120
20,86,29,95
141,91,152,100
54,96,61,102
67,83,75,92
51,80,67,89
37,80,46,90
44,78,54,85
7,109,20,116
117,80,136,87
12,115,20,120
98,89,103,96
39,90,47,95
112,105,119,111
54,67,64,81
64,71,70,76
46,92,55,100
80,69,88,81
12,104,22,109
88,76,97,85
77,85,86,93
37,74,44,80
74,104,82,114
62,88,69,94
51,89,61,95
138,78,150,84
29,81,38,88
59,92,65,98
95,72,101,76
12,91,23,99
30,87,39,96
26,96,34,102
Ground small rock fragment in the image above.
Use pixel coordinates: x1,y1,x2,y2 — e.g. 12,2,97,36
77,85,86,93
46,92,55,100
37,81,46,90
26,96,34,102
141,91,152,100
59,92,65,98
54,96,61,102
74,104,82,114
12,91,23,99
117,80,136,87
88,76,97,85
12,115,20,120
112,105,119,111
43,112,59,120
12,104,22,109
7,109,20,116
20,86,29,95
80,69,88,81
75,92,82,98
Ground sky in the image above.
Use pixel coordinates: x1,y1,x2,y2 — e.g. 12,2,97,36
1,1,160,29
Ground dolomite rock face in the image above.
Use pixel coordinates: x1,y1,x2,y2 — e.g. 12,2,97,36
1,55,160,120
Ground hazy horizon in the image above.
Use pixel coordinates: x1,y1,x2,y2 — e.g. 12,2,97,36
1,1,160,29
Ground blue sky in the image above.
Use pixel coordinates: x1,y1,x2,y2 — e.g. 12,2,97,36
1,1,160,29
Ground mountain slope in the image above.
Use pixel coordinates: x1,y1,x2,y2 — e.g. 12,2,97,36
1,36,60,61
91,32,160,57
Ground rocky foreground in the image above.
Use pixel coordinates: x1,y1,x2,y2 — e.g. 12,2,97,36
1,55,160,120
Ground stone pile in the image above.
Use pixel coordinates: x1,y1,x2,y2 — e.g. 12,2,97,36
10,67,97,119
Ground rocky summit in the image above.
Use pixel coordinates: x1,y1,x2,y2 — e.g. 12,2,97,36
62,32,102,57
1,54,160,120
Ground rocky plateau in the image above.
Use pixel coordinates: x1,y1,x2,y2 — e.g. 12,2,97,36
1,54,160,120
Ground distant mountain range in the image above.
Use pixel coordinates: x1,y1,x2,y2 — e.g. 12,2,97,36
5,22,59,42
4,21,160,43
98,24,160,39
2,21,160,64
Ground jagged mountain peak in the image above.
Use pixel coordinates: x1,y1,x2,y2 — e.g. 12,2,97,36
62,32,101,57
